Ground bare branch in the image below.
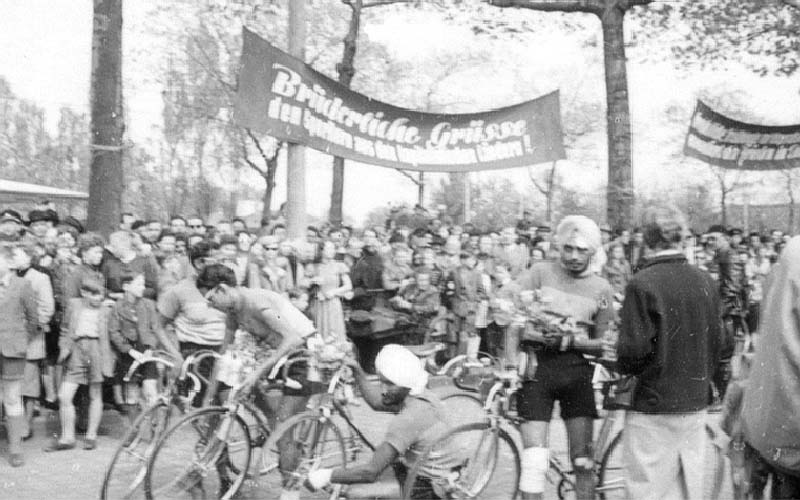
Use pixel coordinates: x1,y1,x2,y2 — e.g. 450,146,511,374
487,0,604,14
363,0,416,8
528,167,548,195
782,0,800,10
396,168,422,185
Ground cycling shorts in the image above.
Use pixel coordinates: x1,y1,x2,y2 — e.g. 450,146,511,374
517,354,597,421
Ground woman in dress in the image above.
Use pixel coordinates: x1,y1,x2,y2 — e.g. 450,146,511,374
306,240,352,343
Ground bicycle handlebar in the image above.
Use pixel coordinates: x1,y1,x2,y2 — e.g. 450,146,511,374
123,349,179,383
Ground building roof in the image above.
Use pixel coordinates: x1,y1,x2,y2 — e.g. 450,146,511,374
0,179,88,202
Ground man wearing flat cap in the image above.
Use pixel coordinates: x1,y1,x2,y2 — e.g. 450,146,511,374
28,209,59,240
0,210,24,241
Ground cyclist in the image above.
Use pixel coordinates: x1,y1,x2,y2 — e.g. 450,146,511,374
199,264,318,500
514,215,615,500
305,344,455,499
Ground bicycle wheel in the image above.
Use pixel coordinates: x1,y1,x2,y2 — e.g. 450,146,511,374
439,391,487,428
101,400,183,500
598,432,625,500
404,421,520,499
262,412,348,498
144,407,251,500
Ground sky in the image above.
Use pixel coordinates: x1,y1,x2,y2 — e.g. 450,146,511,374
2,1,800,223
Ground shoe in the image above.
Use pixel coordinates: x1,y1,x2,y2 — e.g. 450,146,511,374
111,402,128,416
8,453,24,467
44,440,76,452
83,439,97,450
22,429,33,441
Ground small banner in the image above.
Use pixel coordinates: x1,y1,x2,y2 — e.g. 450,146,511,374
684,100,800,170
234,28,566,172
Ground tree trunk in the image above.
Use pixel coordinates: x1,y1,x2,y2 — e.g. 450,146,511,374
599,4,633,230
87,0,124,237
418,172,425,206
720,184,727,226
261,153,279,223
329,0,362,227
286,0,307,240
787,174,796,233
546,161,557,223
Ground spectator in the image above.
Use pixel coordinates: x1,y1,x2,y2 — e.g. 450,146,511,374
0,245,39,466
382,245,413,294
48,276,113,452
28,209,58,240
602,242,632,297
741,236,800,498
350,228,384,312
169,215,188,235
449,250,481,356
108,274,161,412
119,212,135,231
186,216,205,236
0,209,24,241
231,217,248,233
14,245,55,441
617,210,723,500
102,231,159,300
307,240,352,343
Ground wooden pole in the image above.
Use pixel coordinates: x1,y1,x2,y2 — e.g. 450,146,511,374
286,0,307,240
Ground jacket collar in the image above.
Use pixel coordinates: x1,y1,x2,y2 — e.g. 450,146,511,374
639,250,686,270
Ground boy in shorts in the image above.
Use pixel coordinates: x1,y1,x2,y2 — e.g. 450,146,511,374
0,245,38,466
108,273,160,413
47,277,113,451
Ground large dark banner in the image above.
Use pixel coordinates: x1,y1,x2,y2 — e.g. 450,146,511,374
234,28,566,172
684,100,800,170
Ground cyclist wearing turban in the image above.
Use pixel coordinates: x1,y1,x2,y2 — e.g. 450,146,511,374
306,344,454,499
514,215,616,500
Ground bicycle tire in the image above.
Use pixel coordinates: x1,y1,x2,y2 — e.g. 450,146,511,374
439,391,488,428
144,406,251,500
597,432,625,500
262,412,348,498
404,421,520,499
101,400,183,500
598,424,728,500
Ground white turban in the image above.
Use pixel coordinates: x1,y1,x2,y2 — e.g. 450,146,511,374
556,215,602,252
374,344,428,396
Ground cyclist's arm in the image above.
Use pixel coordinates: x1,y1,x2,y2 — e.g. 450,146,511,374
330,442,398,484
156,313,182,360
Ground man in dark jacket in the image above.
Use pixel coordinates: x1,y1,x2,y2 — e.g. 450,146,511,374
618,211,724,500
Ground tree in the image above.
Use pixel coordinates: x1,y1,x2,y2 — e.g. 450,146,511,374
638,0,800,77
781,169,800,230
709,167,761,226
87,0,125,236
488,0,655,230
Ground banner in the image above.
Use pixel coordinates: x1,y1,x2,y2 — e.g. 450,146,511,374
684,100,800,170
234,28,566,172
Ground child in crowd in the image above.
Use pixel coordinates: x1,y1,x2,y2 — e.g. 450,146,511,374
14,245,55,441
47,277,114,452
0,245,39,467
108,273,161,414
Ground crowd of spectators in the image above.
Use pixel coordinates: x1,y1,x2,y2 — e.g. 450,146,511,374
0,200,786,475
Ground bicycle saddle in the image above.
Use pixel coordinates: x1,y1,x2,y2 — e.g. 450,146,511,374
404,342,447,358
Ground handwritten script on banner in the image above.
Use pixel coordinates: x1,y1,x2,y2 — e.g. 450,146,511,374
684,100,800,170
234,28,566,172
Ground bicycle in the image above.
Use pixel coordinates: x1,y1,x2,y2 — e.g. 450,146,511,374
419,362,728,499
141,350,312,500
100,349,212,500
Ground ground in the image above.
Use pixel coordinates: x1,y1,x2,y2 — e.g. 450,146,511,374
1,399,731,499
